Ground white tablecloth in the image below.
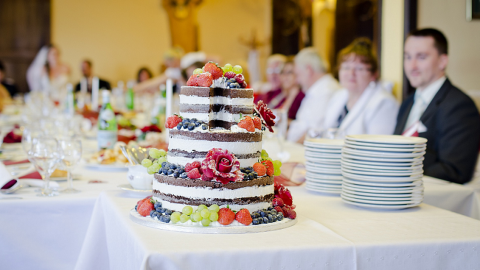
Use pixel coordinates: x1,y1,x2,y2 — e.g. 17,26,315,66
74,188,480,270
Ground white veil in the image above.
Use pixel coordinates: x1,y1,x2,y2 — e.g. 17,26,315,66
26,46,49,92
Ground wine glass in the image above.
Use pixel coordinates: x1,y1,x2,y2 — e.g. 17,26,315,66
21,126,45,155
30,137,60,197
58,138,82,193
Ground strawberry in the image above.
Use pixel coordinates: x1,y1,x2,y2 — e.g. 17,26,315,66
252,162,266,176
224,71,236,79
252,117,262,130
203,62,223,80
186,74,198,86
137,199,154,217
185,161,201,172
235,74,245,84
165,115,182,129
137,196,152,207
261,160,274,176
218,207,235,225
238,116,255,132
272,197,284,207
187,168,201,179
196,72,213,87
235,208,252,225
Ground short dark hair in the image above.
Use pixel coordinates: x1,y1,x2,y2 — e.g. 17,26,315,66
137,67,153,82
408,28,448,55
0,61,4,72
83,59,93,67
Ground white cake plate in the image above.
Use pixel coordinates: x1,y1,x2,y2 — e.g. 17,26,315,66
129,209,297,234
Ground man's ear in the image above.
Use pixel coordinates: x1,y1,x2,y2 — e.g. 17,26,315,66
439,54,449,72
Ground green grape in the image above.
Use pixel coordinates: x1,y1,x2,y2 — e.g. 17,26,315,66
141,159,153,168
274,167,282,176
233,65,243,74
272,160,282,169
192,212,203,222
158,149,167,157
180,214,190,223
261,149,269,159
209,211,218,222
223,63,233,73
200,209,210,219
208,204,220,212
193,68,203,75
171,212,181,223
182,206,193,215
201,218,211,227
149,148,162,159
197,204,207,212
147,165,158,175
157,156,167,165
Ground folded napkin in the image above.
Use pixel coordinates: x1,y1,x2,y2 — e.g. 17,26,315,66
3,131,22,143
19,171,42,179
274,162,306,186
3,159,30,166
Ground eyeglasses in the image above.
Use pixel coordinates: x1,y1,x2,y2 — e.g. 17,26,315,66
266,67,282,75
339,65,371,73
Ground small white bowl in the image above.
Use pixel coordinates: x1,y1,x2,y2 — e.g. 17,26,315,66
127,165,153,190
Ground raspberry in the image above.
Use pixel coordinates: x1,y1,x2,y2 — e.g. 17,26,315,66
235,209,252,225
203,62,223,80
137,200,154,217
253,117,262,130
196,73,213,87
224,71,236,79
187,168,201,179
186,74,197,86
274,206,285,216
241,81,247,88
201,174,213,181
286,209,296,219
218,208,235,225
165,115,182,129
235,74,245,84
252,162,266,176
272,197,284,207
185,161,201,172
238,116,255,132
261,160,274,176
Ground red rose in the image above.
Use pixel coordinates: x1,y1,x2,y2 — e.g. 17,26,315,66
201,148,243,184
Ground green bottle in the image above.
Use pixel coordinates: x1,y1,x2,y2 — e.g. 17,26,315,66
97,90,118,150
126,81,134,111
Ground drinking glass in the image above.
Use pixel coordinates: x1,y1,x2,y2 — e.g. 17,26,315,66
58,138,82,193
30,137,60,197
22,127,45,155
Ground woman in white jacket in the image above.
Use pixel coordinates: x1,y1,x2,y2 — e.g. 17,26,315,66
323,38,399,136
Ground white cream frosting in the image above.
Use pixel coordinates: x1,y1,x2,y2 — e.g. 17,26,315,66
152,197,272,213
169,137,262,155
167,155,259,167
180,112,251,123
180,95,253,106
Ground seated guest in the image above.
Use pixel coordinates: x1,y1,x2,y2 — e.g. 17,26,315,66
253,54,287,97
75,60,111,92
286,48,340,143
137,67,153,83
0,61,19,97
394,28,480,184
323,38,398,135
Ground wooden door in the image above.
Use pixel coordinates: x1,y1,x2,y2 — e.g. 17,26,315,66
0,0,50,93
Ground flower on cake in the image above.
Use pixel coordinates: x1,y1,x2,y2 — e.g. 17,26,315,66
254,100,276,132
201,148,243,184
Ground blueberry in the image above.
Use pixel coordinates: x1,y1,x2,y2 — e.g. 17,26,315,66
161,162,168,168
262,217,268,224
192,118,197,122
163,163,170,170
155,206,162,212
180,172,187,179
248,173,254,180
252,172,258,178
277,213,284,221
252,218,260,225
231,83,240,88
244,169,251,174
170,164,177,170
135,205,138,211
267,206,273,211
154,202,162,208
258,217,264,224
178,168,185,174
183,122,189,129
176,123,182,130
188,123,195,130
267,214,274,223
150,210,155,217
173,171,180,178
202,124,207,130
270,209,277,214
252,212,260,219
161,168,168,175
163,215,171,223
262,126,266,131
195,121,201,127
183,118,190,123
167,169,174,175
259,211,266,217
164,209,173,215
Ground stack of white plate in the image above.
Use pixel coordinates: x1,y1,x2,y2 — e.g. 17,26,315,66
303,138,344,194
340,135,427,209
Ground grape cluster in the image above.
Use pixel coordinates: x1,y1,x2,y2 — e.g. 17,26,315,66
240,167,258,181
250,207,284,225
261,149,282,176
169,204,220,227
142,148,168,175
150,201,174,223
176,118,206,131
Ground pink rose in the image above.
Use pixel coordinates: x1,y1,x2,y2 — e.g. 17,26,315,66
201,148,243,184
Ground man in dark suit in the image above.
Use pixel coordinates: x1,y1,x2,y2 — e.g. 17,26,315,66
394,28,480,184
75,60,111,92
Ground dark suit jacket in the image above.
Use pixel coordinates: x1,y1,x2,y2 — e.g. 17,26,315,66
75,78,111,93
394,78,480,184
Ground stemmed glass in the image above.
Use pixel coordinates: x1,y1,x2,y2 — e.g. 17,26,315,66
22,127,45,155
30,137,60,197
58,138,82,193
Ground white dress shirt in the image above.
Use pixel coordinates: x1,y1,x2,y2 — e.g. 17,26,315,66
403,76,446,132
287,74,340,142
